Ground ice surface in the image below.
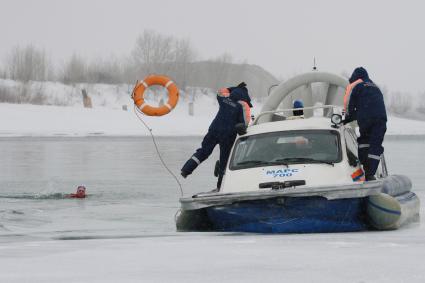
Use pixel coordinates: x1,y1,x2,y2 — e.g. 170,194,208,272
1,229,425,283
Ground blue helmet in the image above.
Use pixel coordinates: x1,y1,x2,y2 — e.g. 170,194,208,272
293,99,304,109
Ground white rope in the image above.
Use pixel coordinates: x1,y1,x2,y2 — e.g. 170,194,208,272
133,105,184,197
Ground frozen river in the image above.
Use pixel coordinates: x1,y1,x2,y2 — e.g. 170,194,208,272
0,136,424,282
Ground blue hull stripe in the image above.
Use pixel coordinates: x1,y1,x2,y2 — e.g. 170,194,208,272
368,200,401,215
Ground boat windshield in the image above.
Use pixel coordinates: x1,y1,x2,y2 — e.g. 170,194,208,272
230,130,341,170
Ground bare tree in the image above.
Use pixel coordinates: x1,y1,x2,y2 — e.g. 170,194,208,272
0,63,6,79
380,85,390,105
130,30,197,91
86,57,124,84
132,30,174,77
122,57,139,84
5,45,50,82
416,91,425,114
209,53,233,89
0,30,278,101
62,54,87,84
172,38,196,90
388,91,412,114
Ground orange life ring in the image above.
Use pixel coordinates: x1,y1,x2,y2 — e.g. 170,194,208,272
132,75,179,116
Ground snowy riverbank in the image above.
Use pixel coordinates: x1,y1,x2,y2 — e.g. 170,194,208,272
1,102,425,137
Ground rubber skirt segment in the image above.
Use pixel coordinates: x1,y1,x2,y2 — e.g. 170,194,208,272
177,197,369,233
176,208,214,231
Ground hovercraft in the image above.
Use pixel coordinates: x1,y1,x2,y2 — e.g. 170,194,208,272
176,72,420,233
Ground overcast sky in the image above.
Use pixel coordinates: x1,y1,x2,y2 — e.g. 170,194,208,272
1,0,424,93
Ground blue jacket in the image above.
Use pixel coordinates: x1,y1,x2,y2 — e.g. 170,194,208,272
347,67,387,123
208,86,252,135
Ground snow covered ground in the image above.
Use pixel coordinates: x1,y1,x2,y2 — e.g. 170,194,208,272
1,78,425,137
0,95,217,137
1,101,425,137
0,79,220,136
0,101,211,137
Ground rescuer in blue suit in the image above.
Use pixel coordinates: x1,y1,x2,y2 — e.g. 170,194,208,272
181,82,252,190
344,67,387,181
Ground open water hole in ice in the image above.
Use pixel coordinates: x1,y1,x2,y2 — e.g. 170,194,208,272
0,136,222,240
0,136,424,240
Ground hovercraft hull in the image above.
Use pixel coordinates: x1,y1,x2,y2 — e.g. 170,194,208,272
176,176,419,234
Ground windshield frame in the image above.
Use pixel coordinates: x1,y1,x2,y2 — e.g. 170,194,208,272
229,129,342,171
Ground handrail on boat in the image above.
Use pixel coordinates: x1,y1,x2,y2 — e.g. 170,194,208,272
253,105,342,125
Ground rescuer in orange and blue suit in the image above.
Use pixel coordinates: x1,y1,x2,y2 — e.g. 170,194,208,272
181,82,252,190
344,67,387,181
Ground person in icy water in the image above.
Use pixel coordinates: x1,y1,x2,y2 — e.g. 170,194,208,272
68,185,86,198
343,67,387,181
181,82,252,190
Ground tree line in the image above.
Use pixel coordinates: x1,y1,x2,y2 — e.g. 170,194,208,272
0,29,423,115
0,30,246,91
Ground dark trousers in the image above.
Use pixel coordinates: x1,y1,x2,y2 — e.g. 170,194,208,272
357,119,387,177
181,131,236,189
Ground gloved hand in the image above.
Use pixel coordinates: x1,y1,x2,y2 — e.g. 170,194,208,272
237,82,247,88
181,170,189,178
342,118,352,125
213,160,220,177
235,123,247,135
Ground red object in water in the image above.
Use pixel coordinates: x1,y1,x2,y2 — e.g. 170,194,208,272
69,186,86,198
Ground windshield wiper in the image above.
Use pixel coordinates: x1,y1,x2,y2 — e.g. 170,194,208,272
237,160,269,166
274,157,334,166
236,160,289,167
